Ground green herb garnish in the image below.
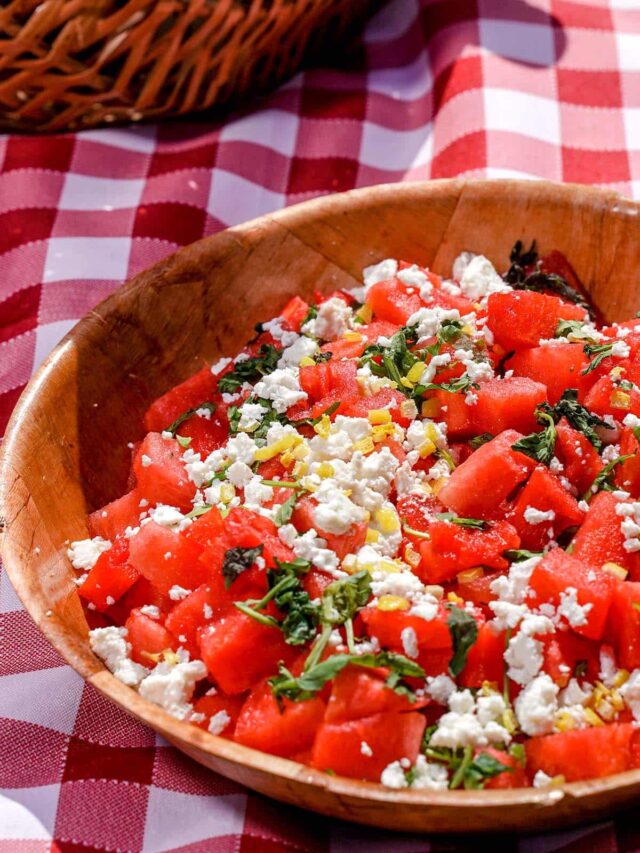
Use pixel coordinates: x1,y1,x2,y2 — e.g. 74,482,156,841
445,605,478,677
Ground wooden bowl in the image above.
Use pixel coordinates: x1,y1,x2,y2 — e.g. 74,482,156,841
3,179,640,833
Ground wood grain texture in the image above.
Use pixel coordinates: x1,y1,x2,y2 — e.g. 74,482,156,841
3,179,640,833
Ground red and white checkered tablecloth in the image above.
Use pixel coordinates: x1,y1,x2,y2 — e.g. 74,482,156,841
4,0,640,850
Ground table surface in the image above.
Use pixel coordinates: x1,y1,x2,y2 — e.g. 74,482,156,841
3,0,640,850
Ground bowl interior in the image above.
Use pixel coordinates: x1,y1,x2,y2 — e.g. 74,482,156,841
4,179,640,833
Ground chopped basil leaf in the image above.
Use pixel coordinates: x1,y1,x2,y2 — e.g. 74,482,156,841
421,373,479,396
504,548,543,562
469,432,493,449
582,342,615,375
269,650,425,704
301,304,318,327
555,319,596,342
321,570,372,627
289,400,340,428
437,319,464,344
446,604,478,677
539,389,607,451
186,504,213,519
511,410,557,465
165,401,216,437
217,344,281,393
436,512,486,530
462,751,511,790
235,557,317,646
274,493,297,527
222,545,263,589
583,453,633,500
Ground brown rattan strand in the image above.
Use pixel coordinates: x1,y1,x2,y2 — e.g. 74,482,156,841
0,0,377,132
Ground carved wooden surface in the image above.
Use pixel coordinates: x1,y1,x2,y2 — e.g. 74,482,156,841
3,180,640,832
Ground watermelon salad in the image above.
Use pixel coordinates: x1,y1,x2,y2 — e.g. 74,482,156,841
70,241,640,791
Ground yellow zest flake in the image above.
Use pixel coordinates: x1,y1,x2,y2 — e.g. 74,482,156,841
356,302,373,324
400,376,414,389
481,681,499,696
610,689,625,712
594,698,616,721
280,449,295,468
292,443,309,460
406,361,427,385
584,708,604,727
610,389,631,410
418,439,436,459
372,423,396,442
375,506,401,534
141,650,163,663
554,710,577,732
219,483,236,503
354,436,375,455
613,669,630,688
424,423,441,444
314,415,331,438
602,561,628,580
316,462,335,478
404,544,421,568
299,356,316,367
502,708,517,735
342,330,363,343
421,398,441,418
300,476,318,492
424,584,444,599
368,408,392,425
462,324,474,336
400,399,419,420
342,554,357,572
550,775,566,787
457,567,484,584
254,433,301,461
447,592,464,605
377,595,410,612
431,477,448,496
365,527,380,544
292,460,308,478
610,365,625,379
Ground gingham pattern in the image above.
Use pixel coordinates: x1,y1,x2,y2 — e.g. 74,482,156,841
4,0,640,849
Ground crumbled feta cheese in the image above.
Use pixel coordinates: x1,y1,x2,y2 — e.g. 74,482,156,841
490,555,541,604
524,506,556,526
360,740,374,757
430,688,511,749
261,317,299,347
458,255,510,301
67,536,111,571
620,669,640,720
557,587,592,628
208,710,231,735
515,674,559,736
237,402,268,432
138,657,207,720
427,674,456,705
281,526,343,576
312,480,368,535
400,626,419,660
226,460,254,488
140,605,161,620
624,413,640,430
140,454,152,468
452,251,475,281
302,297,353,341
89,626,148,686
148,504,192,533
406,306,460,342
210,357,232,375
278,335,318,368
533,770,554,789
504,613,554,686
363,258,398,293
380,759,408,789
168,585,192,601
253,367,307,413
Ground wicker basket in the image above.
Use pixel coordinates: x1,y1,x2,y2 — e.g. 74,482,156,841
0,0,377,133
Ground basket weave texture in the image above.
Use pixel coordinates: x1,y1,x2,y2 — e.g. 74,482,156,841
0,0,376,132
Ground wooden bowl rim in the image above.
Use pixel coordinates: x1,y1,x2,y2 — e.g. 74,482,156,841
3,177,640,821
